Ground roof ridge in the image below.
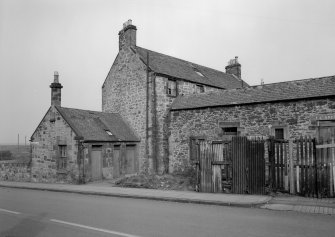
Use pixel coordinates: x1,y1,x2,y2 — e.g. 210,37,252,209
136,46,231,75
57,106,119,115
249,75,335,87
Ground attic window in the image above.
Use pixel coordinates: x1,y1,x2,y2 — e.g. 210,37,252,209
105,130,113,136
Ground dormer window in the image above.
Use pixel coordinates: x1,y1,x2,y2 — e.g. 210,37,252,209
105,130,113,136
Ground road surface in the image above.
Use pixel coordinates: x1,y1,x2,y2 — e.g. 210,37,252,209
0,187,334,237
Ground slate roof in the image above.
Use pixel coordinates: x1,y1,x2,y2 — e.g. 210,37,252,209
171,76,335,110
135,46,248,89
56,107,139,142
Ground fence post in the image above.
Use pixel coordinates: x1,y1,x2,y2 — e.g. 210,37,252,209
289,140,294,194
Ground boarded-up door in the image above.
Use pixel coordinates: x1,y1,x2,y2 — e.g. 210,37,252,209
91,150,102,180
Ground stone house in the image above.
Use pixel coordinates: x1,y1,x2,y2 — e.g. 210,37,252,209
30,72,140,183
102,20,247,174
28,19,335,183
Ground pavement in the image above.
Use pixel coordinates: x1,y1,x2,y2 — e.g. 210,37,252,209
0,181,334,216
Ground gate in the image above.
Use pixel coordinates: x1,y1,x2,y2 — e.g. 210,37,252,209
193,136,265,194
269,136,335,198
231,137,265,194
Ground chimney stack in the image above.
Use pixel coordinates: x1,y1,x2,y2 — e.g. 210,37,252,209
118,19,137,50
50,71,63,107
225,56,241,79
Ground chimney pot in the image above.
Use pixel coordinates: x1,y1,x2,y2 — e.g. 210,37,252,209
54,71,59,83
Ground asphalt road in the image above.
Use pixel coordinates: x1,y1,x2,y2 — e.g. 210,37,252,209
0,187,334,237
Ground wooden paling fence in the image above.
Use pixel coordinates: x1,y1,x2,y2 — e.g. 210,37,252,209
192,136,335,198
269,136,335,198
193,137,265,195
197,140,231,193
231,137,265,194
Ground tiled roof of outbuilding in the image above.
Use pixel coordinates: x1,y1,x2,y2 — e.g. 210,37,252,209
171,76,335,110
56,107,139,142
135,46,248,89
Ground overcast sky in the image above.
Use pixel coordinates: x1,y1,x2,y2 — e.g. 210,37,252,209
1,0,335,144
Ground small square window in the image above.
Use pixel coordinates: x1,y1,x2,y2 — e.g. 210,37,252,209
196,85,205,93
167,80,177,97
222,127,238,136
274,128,284,140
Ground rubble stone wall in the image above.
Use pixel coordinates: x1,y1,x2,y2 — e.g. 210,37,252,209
168,98,335,173
31,106,79,183
102,47,148,172
0,160,31,182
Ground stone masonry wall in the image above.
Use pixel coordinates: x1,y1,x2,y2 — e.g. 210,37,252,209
102,47,148,172
168,98,335,173
0,160,31,181
31,106,79,183
154,77,224,173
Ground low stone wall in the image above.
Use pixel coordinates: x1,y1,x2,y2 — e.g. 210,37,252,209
0,159,31,181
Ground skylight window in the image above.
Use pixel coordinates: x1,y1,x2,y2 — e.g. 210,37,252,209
105,130,113,136
192,67,204,77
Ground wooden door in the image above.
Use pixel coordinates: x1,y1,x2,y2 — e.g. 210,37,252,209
125,146,136,174
113,147,120,178
91,150,102,180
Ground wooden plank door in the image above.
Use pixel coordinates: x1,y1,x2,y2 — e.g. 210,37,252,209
113,147,120,178
125,146,136,174
91,150,102,181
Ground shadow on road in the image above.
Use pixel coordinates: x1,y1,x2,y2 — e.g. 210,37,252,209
0,212,47,237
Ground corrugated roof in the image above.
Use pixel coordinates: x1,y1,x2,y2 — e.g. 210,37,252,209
135,46,248,89
56,107,139,142
171,76,335,110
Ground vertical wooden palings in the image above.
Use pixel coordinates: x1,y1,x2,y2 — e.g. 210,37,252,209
329,138,334,197
284,142,288,191
275,142,278,190
308,136,313,197
270,139,275,191
262,139,266,194
326,139,330,197
199,141,203,192
332,138,335,197
289,140,294,194
279,140,283,189
297,137,300,194
244,137,248,194
300,137,304,195
317,138,322,198
313,138,318,198
310,136,315,197
248,139,252,194
321,140,325,197
232,137,236,193
304,136,310,196
252,139,256,194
